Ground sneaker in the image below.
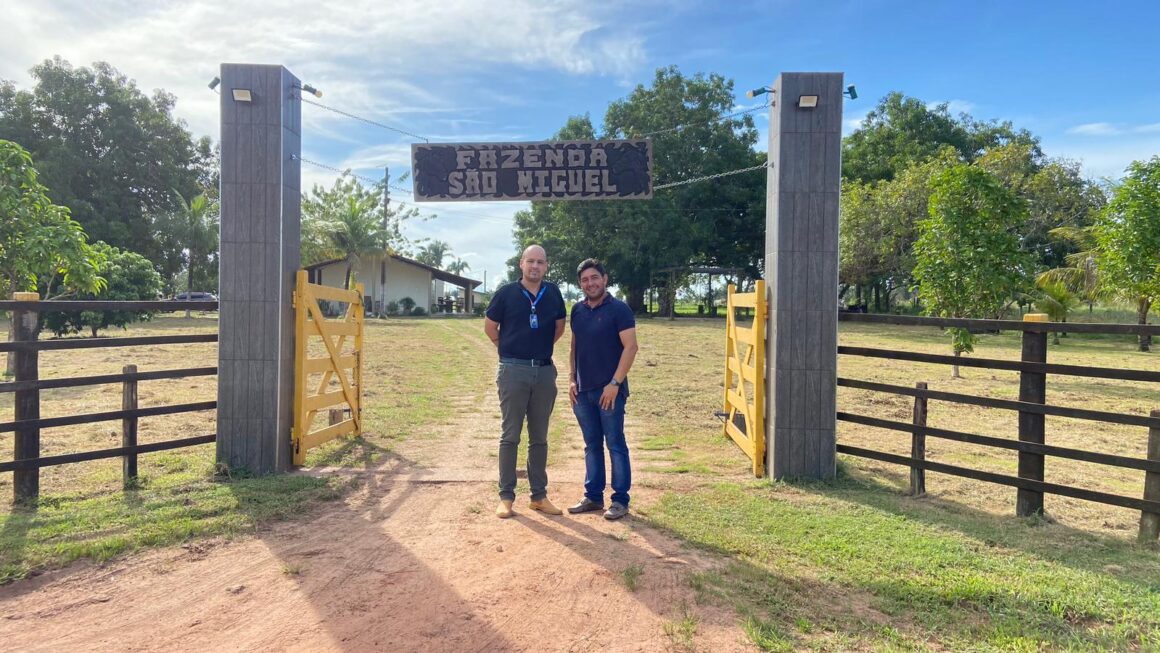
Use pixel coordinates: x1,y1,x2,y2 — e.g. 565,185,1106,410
603,502,628,520
567,497,605,514
529,497,563,515
496,500,514,519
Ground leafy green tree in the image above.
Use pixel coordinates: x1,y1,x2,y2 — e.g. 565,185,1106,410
42,242,163,337
1093,156,1160,351
843,92,1040,184
1037,226,1103,313
510,68,763,312
0,58,212,268
913,165,1030,377
1,139,104,372
153,191,218,317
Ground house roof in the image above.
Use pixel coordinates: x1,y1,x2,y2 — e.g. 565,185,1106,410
304,252,482,289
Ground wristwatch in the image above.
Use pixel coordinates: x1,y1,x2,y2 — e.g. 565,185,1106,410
609,378,621,387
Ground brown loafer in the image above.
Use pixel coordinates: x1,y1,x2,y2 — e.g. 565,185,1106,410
496,500,514,519
529,498,563,515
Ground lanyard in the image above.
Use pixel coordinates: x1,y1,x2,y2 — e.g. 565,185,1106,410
520,285,546,314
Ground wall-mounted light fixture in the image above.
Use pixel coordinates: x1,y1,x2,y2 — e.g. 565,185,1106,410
843,85,858,100
231,88,253,102
300,83,323,98
798,95,819,109
746,86,772,99
208,76,221,91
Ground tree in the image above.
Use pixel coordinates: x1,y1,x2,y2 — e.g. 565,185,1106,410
153,191,218,317
301,172,415,286
42,242,163,337
913,165,1030,377
445,258,470,275
510,68,763,312
842,92,1040,184
0,139,104,372
1037,226,1103,313
1034,280,1081,345
416,240,452,268
0,58,210,266
1093,156,1160,352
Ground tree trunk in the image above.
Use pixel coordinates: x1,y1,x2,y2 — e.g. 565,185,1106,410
345,262,354,291
1138,298,1153,352
185,259,194,319
952,350,962,379
624,285,645,313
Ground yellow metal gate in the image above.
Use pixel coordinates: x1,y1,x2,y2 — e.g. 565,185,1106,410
292,270,364,465
723,281,766,477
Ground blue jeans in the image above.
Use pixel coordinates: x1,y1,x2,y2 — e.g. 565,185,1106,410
572,388,630,507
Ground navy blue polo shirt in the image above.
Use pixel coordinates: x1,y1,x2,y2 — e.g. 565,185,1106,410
486,280,566,361
570,294,636,392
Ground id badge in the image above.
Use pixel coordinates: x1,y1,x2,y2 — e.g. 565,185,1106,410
529,313,539,329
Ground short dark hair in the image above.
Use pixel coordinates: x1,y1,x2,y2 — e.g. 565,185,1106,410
576,258,606,278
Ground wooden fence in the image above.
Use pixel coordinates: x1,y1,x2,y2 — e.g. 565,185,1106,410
837,312,1160,542
1,295,218,504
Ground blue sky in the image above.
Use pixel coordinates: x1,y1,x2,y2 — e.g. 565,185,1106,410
5,1,1159,287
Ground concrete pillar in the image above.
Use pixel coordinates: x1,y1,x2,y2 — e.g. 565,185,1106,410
217,64,301,474
764,72,843,479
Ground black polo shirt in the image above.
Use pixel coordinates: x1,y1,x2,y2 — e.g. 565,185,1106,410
486,280,566,361
570,294,636,392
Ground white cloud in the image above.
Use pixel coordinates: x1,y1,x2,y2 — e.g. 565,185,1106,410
1135,122,1160,134
2,0,649,139
926,99,976,115
1044,135,1160,180
1066,122,1122,136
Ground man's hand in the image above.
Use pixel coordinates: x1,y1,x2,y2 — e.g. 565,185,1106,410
569,381,578,407
600,383,618,410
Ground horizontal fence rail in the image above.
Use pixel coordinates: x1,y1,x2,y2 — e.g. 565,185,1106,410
0,367,217,394
0,435,216,473
3,295,219,503
839,311,1160,336
0,300,219,312
836,312,1160,542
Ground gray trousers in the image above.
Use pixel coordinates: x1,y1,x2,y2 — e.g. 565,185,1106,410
496,362,557,501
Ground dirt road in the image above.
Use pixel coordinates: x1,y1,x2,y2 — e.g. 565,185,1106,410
1,325,755,652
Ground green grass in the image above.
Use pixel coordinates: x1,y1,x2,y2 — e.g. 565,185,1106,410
621,562,644,591
643,476,1160,651
0,463,351,584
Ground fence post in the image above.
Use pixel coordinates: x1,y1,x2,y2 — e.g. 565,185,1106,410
1139,410,1160,543
122,364,138,487
1017,313,1049,517
910,382,928,496
12,292,41,505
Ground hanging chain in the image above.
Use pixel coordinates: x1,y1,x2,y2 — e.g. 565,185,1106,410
653,162,771,191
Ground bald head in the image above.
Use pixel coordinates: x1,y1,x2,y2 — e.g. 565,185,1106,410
519,244,548,284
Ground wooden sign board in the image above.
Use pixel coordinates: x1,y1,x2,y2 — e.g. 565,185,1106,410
411,140,652,202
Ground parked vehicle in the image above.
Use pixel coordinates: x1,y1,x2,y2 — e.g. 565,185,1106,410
171,291,218,302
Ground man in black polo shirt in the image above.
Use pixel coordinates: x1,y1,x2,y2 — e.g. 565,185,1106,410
483,245,567,519
567,259,639,520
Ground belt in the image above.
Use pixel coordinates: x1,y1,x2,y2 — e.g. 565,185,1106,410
500,357,553,367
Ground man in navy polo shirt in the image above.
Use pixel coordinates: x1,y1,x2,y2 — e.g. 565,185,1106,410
567,258,639,520
484,244,567,519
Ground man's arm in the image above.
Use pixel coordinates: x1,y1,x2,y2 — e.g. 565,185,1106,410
568,330,578,406
599,327,639,409
484,317,500,348
554,318,566,343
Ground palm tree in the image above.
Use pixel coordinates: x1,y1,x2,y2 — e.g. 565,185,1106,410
1034,280,1081,345
445,258,470,275
1036,226,1102,313
171,191,218,318
416,240,451,268
326,196,388,290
